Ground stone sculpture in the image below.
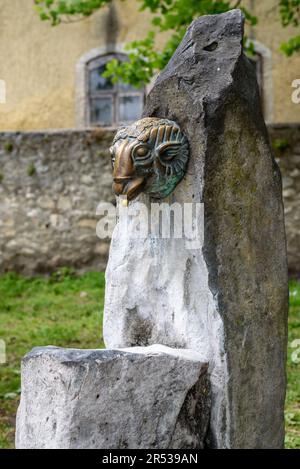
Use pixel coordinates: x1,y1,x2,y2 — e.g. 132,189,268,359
104,8,289,449
110,117,189,201
16,9,288,450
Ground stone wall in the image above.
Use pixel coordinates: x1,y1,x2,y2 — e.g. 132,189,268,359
0,129,114,275
0,125,299,275
270,124,300,277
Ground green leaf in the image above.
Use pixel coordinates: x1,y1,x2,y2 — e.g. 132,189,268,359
280,34,300,56
34,0,299,87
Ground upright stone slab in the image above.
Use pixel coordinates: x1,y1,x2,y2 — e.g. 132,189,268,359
104,10,288,448
16,345,210,449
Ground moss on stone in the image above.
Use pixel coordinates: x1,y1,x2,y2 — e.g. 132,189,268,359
272,138,290,155
4,142,13,153
27,163,36,177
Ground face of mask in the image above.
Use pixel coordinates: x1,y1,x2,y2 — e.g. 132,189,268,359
110,117,189,202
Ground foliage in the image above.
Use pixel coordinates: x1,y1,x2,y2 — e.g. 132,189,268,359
34,0,111,25
281,35,300,56
279,0,300,56
280,0,300,27
34,0,299,87
3,142,14,153
272,138,290,154
35,0,257,86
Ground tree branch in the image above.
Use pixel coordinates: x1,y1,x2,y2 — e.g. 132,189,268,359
231,0,243,8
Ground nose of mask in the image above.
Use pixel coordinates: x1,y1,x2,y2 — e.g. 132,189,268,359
113,176,146,201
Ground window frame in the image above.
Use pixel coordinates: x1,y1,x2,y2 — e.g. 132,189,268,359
86,53,145,127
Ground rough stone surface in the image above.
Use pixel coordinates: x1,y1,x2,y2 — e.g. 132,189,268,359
0,129,114,274
104,10,289,448
270,124,300,277
0,125,299,275
16,345,210,449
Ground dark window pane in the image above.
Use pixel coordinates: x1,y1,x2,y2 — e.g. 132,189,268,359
90,97,113,126
90,65,113,92
118,81,138,92
118,95,143,123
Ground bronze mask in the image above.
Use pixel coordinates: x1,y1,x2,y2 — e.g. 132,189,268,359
110,117,189,202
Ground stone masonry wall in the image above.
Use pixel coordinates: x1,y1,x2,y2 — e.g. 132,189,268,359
270,124,300,276
0,125,299,275
0,129,114,275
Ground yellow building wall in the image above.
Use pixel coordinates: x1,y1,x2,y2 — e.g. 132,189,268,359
0,0,299,131
246,0,300,123
0,0,153,130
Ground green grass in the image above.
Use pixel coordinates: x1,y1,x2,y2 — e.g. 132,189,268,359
0,270,299,448
0,269,105,448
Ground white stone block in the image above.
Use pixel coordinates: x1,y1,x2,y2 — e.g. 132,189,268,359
16,345,210,449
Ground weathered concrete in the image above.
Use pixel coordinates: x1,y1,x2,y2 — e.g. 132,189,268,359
16,345,210,449
104,10,289,448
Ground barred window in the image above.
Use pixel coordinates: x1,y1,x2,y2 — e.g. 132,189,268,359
87,54,145,127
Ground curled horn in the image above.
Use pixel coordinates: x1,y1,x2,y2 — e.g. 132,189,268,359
153,124,189,176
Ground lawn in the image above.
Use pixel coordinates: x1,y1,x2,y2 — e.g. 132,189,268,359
285,280,300,448
0,269,105,449
0,270,299,449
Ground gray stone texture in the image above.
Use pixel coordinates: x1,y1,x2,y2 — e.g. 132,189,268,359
270,124,300,276
0,129,114,274
0,126,298,275
16,345,210,449
104,10,289,448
